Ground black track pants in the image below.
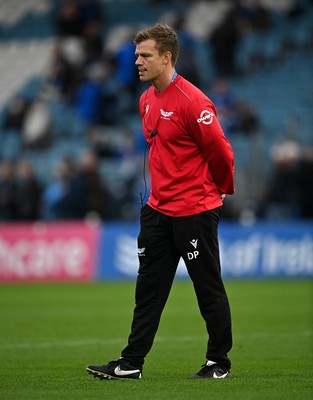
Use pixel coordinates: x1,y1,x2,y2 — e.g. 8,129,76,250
121,205,232,370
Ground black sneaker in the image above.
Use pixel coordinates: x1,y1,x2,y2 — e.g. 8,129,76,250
188,361,230,379
86,358,142,380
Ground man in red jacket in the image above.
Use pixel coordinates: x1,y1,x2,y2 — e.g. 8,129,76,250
86,23,235,380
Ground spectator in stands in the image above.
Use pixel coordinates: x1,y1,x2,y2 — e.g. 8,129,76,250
262,140,313,220
45,151,106,220
0,160,16,221
47,42,80,101
172,14,202,87
208,0,273,76
50,0,105,107
82,19,104,65
209,78,237,135
65,150,110,219
2,96,32,131
209,8,241,76
79,0,104,65
209,78,259,136
78,0,104,29
41,155,77,220
54,0,104,44
236,0,272,32
75,63,105,125
14,160,41,221
113,32,139,115
43,151,107,220
55,0,84,37
232,99,259,135
297,145,313,219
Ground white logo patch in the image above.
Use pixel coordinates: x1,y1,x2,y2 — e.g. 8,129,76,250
114,366,141,377
138,247,146,256
190,239,198,249
160,109,173,120
187,239,199,260
197,110,214,125
145,104,149,114
213,371,229,379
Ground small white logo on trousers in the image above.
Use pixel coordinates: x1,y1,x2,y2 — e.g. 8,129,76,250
187,239,199,260
138,247,146,256
190,239,198,249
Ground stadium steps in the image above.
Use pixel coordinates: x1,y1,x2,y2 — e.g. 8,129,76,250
0,39,53,110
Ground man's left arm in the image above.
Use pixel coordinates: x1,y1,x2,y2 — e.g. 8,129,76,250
186,99,235,195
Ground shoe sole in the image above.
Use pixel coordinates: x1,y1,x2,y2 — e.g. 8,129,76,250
86,367,140,380
187,371,230,379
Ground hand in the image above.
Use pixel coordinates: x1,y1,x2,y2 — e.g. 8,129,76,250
221,194,226,202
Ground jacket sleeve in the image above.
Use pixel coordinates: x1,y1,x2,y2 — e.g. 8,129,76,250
185,98,235,195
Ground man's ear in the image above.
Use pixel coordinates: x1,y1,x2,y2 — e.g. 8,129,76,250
163,51,172,65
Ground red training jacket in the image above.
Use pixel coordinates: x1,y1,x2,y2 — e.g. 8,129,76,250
139,75,235,217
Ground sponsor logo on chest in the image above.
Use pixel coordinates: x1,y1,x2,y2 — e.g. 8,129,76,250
160,108,174,120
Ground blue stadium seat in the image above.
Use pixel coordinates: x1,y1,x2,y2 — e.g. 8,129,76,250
0,129,21,159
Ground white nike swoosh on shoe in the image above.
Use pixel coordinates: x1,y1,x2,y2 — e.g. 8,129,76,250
213,371,229,379
114,366,141,377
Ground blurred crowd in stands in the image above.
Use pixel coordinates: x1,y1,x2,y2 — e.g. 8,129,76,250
0,150,113,222
0,0,313,222
262,139,313,220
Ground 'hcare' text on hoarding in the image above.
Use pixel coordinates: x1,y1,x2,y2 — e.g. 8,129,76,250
0,223,98,281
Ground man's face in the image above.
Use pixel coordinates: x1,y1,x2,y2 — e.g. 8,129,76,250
135,39,166,83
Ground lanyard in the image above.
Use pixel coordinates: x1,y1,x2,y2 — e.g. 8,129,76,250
171,70,178,82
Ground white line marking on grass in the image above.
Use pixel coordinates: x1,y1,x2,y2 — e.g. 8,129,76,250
0,338,126,350
1,331,312,350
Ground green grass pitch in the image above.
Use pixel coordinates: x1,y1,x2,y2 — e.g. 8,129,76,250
1,279,312,400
